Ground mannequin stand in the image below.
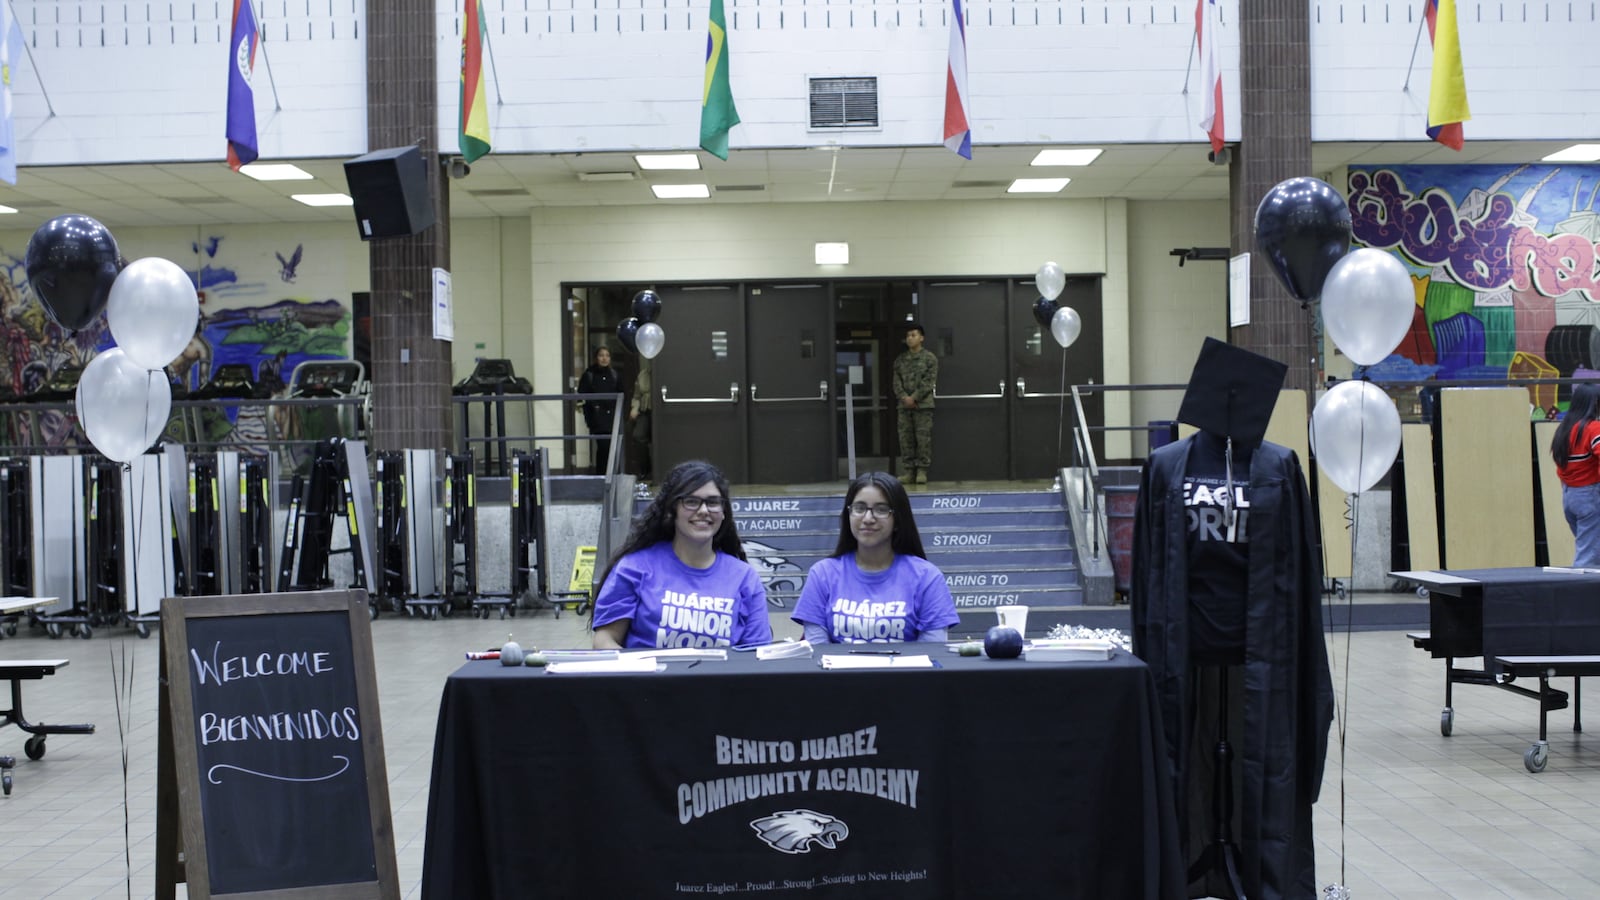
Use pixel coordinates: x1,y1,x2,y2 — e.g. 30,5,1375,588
1188,668,1247,900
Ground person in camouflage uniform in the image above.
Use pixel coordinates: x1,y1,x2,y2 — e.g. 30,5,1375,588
892,322,938,484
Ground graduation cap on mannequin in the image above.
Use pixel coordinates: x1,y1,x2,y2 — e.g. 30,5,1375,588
1176,337,1288,528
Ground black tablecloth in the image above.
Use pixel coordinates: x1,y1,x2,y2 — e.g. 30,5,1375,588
1428,567,1600,661
421,649,1183,900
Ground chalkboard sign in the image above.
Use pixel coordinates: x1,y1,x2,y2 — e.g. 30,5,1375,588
160,590,399,899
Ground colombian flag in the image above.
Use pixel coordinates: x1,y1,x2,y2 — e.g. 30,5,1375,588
1424,0,1470,150
225,0,259,171
700,0,740,161
460,0,491,164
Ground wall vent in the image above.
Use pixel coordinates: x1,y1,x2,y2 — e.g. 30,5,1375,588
714,184,766,192
809,77,879,129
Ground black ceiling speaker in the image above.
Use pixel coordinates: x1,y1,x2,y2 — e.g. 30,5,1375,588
343,145,436,241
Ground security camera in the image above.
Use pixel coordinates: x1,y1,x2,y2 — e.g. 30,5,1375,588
1207,146,1232,166
448,158,471,180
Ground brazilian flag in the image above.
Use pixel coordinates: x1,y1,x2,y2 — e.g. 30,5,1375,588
699,0,740,161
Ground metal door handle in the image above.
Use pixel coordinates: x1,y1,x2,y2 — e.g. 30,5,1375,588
750,381,829,403
1016,376,1073,399
935,381,1006,400
661,383,740,405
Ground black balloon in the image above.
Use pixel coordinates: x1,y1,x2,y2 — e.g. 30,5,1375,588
617,317,641,353
1254,177,1352,303
1032,297,1057,328
631,289,662,324
24,214,122,332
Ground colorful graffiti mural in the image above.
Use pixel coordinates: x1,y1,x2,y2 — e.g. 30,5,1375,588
1349,164,1600,413
0,232,350,449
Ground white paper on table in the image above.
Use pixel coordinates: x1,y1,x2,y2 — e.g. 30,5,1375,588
756,641,812,661
819,654,934,670
545,657,662,675
629,647,729,661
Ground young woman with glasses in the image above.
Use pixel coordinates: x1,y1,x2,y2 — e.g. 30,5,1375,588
791,471,958,644
592,460,773,649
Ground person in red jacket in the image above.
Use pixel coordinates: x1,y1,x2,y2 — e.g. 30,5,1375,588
1551,382,1600,567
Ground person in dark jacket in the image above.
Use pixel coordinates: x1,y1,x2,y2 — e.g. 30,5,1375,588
578,346,621,474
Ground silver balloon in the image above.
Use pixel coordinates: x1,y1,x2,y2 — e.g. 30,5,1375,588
1035,261,1066,302
106,257,201,371
77,348,171,463
636,322,666,359
1049,306,1082,348
1309,380,1400,494
1321,248,1414,367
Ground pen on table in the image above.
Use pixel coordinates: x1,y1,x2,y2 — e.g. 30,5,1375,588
687,660,702,670
849,649,900,656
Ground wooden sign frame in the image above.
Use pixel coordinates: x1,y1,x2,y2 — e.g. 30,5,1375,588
157,590,399,900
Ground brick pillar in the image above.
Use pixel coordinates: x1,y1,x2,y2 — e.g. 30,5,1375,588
364,0,453,453
1228,0,1318,394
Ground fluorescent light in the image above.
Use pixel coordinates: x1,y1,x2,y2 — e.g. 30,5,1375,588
651,184,711,200
291,192,355,207
635,154,701,171
1543,144,1600,163
814,242,850,265
239,163,314,181
576,171,637,182
1007,178,1071,194
1030,149,1102,167
0,205,17,214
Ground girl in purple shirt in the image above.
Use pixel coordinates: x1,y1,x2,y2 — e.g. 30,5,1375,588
592,461,772,649
792,472,958,643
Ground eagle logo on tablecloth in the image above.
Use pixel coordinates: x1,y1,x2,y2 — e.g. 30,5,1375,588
749,809,849,854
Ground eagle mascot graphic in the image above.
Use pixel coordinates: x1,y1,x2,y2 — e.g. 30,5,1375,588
749,809,849,854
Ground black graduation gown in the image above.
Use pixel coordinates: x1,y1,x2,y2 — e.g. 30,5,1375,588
1131,433,1335,900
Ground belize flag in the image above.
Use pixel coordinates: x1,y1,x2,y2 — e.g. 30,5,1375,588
1195,0,1224,154
225,0,259,171
1423,0,1470,150
942,0,971,159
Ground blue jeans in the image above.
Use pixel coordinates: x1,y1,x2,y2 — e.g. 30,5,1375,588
1562,483,1600,567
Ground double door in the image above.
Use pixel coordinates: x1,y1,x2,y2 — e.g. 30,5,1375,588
652,284,834,484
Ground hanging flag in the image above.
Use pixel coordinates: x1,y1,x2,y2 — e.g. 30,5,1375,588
460,0,491,163
943,0,971,159
1195,0,1224,154
1423,0,1470,150
0,2,23,185
225,0,259,171
700,0,740,161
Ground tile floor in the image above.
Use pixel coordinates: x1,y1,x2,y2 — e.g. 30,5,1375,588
2,602,1597,899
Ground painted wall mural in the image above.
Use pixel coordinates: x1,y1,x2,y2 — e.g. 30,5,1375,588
0,232,351,450
1348,163,1600,415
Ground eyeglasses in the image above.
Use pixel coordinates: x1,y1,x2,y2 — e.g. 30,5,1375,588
678,496,726,512
848,503,894,518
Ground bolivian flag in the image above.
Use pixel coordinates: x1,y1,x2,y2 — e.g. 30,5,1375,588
700,0,740,161
460,0,491,163
1424,0,1470,150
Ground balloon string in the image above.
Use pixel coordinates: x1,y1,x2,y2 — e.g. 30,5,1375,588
1056,349,1067,469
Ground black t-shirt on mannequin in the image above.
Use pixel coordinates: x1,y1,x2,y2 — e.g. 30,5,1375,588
1184,430,1253,666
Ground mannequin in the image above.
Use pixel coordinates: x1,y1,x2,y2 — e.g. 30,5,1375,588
1132,338,1335,900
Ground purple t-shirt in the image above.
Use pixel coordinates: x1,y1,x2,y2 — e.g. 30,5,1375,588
592,542,772,649
791,554,958,643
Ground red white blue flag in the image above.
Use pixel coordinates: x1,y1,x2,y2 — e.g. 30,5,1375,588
225,0,259,171
1195,0,1224,153
942,0,971,159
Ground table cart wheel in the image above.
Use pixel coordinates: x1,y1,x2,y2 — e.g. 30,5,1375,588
1440,708,1454,737
3,622,15,636
135,621,150,639
77,624,92,640
45,623,60,639
1524,742,1548,773
24,735,45,760
577,601,591,617
1,769,10,795
440,602,453,618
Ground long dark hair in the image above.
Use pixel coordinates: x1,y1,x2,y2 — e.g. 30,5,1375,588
596,460,748,590
830,471,927,559
1553,383,1600,467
